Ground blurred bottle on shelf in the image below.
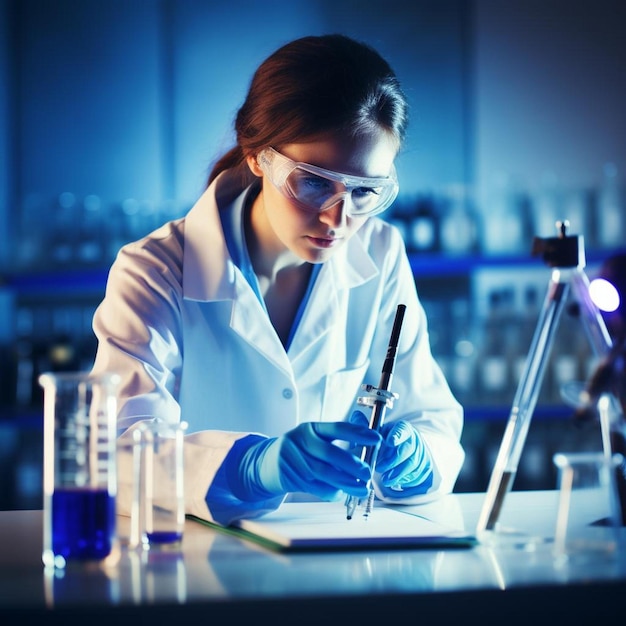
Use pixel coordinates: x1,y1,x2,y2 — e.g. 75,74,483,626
0,288,13,406
106,200,128,263
38,306,82,376
531,172,563,240
447,297,478,404
137,199,160,238
480,172,528,255
409,192,440,253
13,307,37,408
4,301,100,411
499,285,526,398
421,298,450,380
120,197,143,240
511,284,541,386
439,184,480,256
76,194,105,265
106,197,142,264
595,162,625,249
384,195,412,244
16,193,47,270
50,192,78,267
548,301,590,404
477,289,511,405
561,187,591,245
40,333,80,375
477,287,519,406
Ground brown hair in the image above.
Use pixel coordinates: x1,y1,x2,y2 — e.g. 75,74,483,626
207,34,408,185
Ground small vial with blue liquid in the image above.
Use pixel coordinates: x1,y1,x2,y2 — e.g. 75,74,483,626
137,420,187,549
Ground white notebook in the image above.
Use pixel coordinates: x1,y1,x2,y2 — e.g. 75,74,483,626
192,501,476,552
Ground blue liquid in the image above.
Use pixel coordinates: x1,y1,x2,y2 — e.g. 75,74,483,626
51,488,115,561
146,530,183,544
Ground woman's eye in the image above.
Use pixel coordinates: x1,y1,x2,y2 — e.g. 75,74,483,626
302,175,332,191
353,186,381,198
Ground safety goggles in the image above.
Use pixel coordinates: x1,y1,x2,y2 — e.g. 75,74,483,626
257,147,399,217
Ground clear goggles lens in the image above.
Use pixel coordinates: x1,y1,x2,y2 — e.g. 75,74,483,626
257,147,399,217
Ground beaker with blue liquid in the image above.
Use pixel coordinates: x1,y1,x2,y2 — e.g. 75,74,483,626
39,371,120,569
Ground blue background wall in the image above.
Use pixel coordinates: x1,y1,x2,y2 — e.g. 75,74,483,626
0,0,625,507
2,0,624,260
3,0,469,214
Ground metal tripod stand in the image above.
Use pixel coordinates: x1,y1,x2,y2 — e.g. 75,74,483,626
476,221,623,536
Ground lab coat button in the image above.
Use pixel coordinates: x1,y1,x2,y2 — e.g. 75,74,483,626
282,388,293,399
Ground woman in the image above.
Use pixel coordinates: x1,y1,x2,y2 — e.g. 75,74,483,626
92,34,464,524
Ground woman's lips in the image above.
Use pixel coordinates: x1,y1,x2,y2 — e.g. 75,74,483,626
307,236,341,249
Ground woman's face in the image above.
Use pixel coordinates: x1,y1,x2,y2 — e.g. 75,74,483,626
246,132,398,265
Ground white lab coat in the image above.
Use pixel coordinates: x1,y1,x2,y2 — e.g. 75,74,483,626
92,166,464,523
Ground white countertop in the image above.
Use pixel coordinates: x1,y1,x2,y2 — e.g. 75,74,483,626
1,490,624,624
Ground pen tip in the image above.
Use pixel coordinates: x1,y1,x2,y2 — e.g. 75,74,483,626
346,515,352,520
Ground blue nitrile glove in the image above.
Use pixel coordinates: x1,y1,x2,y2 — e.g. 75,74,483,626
361,413,434,498
226,422,382,503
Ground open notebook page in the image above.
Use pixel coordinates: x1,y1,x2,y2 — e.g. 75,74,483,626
190,500,476,552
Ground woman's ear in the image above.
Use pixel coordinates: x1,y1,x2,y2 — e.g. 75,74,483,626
246,153,263,177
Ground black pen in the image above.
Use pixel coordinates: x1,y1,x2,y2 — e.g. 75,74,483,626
346,303,406,520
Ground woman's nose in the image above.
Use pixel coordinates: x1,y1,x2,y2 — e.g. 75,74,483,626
319,195,348,229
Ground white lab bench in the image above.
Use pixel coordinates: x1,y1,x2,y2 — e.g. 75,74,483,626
0,491,624,625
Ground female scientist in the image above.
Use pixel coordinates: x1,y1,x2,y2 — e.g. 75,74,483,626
91,34,464,524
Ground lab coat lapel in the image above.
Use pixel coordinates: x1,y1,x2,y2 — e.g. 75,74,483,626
287,264,340,364
288,234,379,364
182,175,293,377
229,280,293,376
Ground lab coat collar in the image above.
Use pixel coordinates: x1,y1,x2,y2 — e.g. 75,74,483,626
182,167,254,301
182,166,379,302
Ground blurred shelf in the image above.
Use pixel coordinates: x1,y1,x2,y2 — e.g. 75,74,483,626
408,247,624,277
464,404,574,422
0,411,42,429
1,267,109,296
2,246,622,423
1,245,624,296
